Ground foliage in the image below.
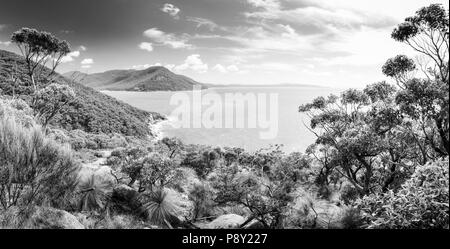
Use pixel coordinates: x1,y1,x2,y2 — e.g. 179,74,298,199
138,188,180,228
138,153,182,191
77,175,112,212
34,83,75,127
1,49,162,137
0,96,35,127
0,117,79,210
11,27,70,90
356,158,449,229
188,183,215,220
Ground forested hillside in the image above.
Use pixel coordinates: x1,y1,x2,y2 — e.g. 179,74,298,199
0,49,164,137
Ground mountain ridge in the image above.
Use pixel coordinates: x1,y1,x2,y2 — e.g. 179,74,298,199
64,66,207,92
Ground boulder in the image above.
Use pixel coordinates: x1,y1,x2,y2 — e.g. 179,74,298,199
242,219,265,229
110,184,140,213
207,214,246,229
28,206,85,229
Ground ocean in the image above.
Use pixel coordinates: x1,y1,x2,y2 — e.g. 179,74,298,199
103,86,341,153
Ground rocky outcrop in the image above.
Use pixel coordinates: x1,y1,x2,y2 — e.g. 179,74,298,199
207,214,246,229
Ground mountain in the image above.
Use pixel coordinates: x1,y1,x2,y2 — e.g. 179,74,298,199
0,49,164,137
64,66,207,91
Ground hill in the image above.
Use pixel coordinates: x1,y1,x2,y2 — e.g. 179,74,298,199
64,66,207,91
0,49,164,137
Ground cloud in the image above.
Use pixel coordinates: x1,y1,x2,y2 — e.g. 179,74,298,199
213,64,239,73
244,0,397,35
244,62,297,71
247,0,281,9
79,45,87,51
60,51,81,63
81,58,94,65
80,58,94,68
186,17,219,31
161,3,180,19
0,41,11,46
143,28,192,49
174,54,208,73
138,42,154,52
213,64,227,73
130,63,162,70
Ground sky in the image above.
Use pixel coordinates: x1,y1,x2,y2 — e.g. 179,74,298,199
0,0,448,88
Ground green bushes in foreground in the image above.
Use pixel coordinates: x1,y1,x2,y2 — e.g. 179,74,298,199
357,157,449,229
0,116,79,210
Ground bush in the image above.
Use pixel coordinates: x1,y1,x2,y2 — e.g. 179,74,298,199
356,158,449,229
340,183,360,205
188,183,215,220
138,188,180,228
0,97,35,127
0,117,79,210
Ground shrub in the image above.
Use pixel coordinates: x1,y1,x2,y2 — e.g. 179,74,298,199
340,183,360,205
0,117,79,210
77,175,112,212
188,183,215,220
138,188,180,228
356,158,449,229
0,97,35,127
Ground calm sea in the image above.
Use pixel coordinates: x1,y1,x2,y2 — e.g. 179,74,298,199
103,87,341,153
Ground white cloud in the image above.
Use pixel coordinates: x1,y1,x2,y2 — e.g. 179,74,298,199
0,41,11,46
244,62,297,72
60,51,81,63
186,17,219,31
213,64,239,73
227,65,239,72
247,0,280,9
80,58,94,68
81,58,94,65
138,42,154,52
130,63,162,70
79,45,87,51
174,54,208,73
161,3,180,19
213,64,227,73
143,28,192,49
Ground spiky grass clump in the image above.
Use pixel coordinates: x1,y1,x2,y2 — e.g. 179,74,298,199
78,175,112,212
139,188,180,228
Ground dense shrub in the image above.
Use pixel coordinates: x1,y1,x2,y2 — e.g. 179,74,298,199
0,97,35,127
356,158,449,229
0,117,79,210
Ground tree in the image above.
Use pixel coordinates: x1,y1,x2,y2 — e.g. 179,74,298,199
391,4,449,82
139,153,182,192
385,4,449,156
212,148,301,228
33,83,76,128
11,28,70,91
107,147,150,186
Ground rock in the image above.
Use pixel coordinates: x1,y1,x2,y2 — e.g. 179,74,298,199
111,184,140,213
242,219,265,229
207,214,246,229
28,206,85,229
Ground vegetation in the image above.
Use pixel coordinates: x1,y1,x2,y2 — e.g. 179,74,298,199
0,4,448,229
0,116,79,210
65,66,207,92
0,49,164,137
